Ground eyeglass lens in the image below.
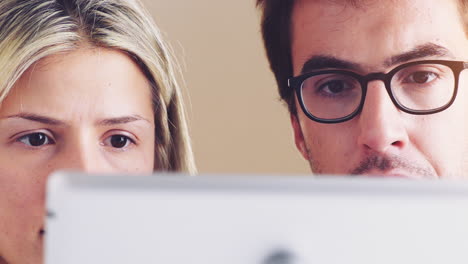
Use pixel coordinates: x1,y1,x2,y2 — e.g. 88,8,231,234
300,63,455,120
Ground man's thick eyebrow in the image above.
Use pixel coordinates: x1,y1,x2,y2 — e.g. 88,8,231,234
5,113,64,125
385,43,454,67
96,115,150,126
300,55,361,74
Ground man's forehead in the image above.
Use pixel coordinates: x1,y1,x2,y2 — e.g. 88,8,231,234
290,0,465,74
291,0,434,25
293,0,389,14
292,0,461,28
294,0,425,9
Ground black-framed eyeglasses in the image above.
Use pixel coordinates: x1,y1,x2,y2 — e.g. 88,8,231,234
288,60,468,124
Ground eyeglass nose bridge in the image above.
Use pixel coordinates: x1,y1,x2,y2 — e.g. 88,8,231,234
359,71,395,99
356,71,401,118
361,72,389,85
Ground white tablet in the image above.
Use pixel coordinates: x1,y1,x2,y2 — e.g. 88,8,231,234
44,172,468,264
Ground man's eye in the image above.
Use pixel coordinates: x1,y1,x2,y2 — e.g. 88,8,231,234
405,71,438,84
316,79,357,98
18,132,54,147
319,80,348,94
105,135,134,149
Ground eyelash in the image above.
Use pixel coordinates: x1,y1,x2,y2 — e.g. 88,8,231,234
16,131,55,148
102,134,137,150
14,131,138,150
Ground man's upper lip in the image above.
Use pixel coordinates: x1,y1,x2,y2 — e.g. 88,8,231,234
360,170,421,179
365,173,409,178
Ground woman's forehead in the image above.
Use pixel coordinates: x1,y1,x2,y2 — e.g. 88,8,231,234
0,48,155,125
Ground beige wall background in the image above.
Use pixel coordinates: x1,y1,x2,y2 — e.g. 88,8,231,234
143,0,309,174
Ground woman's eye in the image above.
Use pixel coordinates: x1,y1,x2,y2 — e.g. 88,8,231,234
17,132,54,147
106,135,134,149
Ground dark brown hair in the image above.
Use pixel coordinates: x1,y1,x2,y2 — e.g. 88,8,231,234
257,0,468,115
256,0,295,113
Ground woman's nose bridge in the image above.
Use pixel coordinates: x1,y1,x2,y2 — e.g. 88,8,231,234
59,134,101,171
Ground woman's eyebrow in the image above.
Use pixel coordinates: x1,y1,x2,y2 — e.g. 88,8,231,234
4,113,64,125
95,115,151,126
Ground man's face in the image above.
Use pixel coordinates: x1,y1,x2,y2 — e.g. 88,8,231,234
290,0,468,178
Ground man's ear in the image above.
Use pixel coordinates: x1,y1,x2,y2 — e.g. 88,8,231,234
290,113,309,160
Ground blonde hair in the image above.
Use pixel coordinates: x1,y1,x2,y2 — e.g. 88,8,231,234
0,0,196,173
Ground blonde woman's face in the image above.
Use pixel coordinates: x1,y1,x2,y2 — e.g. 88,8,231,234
0,48,155,264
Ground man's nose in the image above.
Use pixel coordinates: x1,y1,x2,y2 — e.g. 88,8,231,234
356,80,409,154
